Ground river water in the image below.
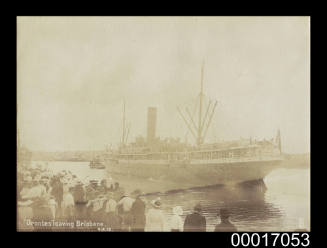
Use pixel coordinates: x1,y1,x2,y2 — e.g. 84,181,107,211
31,161,310,232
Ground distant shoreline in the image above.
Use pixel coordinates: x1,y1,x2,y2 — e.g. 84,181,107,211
280,153,310,169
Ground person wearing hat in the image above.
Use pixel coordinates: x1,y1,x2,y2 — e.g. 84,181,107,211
29,181,53,231
105,192,117,213
73,181,87,221
50,176,63,218
86,194,107,228
105,192,120,231
106,177,114,191
170,206,183,232
130,189,146,232
145,197,165,232
27,179,47,199
183,203,206,232
61,187,75,220
48,196,58,220
214,208,237,232
113,182,125,202
19,179,33,201
116,191,136,231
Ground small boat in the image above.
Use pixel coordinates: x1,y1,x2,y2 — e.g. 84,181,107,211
89,159,105,169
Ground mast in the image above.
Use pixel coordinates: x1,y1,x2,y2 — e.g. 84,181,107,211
177,106,197,140
202,101,218,142
177,61,217,146
125,122,130,144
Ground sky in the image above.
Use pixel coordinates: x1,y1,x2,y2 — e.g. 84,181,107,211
17,17,310,153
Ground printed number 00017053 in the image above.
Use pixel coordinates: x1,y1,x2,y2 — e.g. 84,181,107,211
231,233,310,247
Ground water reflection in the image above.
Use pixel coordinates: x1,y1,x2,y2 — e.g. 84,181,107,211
144,181,283,232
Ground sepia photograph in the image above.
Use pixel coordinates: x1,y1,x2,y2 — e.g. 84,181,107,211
17,16,310,232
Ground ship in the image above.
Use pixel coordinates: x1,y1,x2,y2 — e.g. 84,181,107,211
89,157,105,169
102,63,284,194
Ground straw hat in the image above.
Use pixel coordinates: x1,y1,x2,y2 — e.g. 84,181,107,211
98,194,107,199
151,197,161,208
18,200,34,207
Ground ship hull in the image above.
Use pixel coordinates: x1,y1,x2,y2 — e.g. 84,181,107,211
104,158,283,194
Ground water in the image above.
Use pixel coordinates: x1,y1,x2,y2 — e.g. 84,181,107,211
31,161,310,232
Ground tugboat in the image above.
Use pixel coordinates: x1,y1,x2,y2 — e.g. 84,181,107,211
89,158,105,169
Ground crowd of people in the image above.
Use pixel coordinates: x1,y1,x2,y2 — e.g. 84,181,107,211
17,164,237,232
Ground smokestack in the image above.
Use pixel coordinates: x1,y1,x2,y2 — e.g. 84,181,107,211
147,107,157,144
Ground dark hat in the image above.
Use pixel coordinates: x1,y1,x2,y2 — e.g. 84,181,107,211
131,189,143,197
219,208,230,219
194,203,202,212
